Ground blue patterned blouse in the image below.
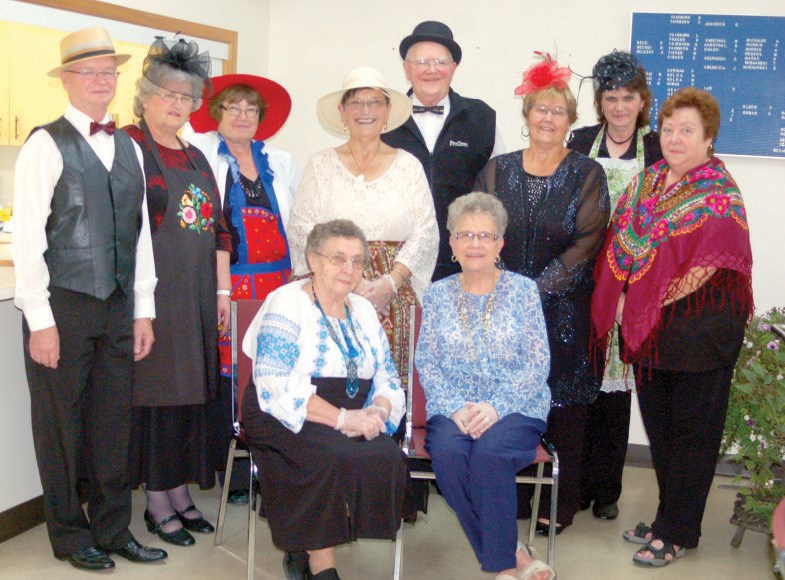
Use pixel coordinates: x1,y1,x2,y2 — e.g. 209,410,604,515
415,271,551,422
241,280,405,434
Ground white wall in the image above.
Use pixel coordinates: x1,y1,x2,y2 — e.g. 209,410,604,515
266,0,785,314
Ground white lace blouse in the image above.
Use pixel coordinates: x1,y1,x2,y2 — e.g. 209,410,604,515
288,148,438,300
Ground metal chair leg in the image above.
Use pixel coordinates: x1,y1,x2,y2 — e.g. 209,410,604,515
393,519,403,580
215,437,237,545
547,456,559,568
528,461,544,546
247,455,257,580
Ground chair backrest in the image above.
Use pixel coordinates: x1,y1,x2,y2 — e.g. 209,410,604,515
232,299,266,426
406,305,427,429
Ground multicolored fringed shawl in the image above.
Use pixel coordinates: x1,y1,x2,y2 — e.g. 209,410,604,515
592,157,753,362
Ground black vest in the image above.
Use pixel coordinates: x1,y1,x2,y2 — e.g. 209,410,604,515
40,117,145,300
382,89,496,281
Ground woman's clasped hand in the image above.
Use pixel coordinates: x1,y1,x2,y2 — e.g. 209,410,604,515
337,407,387,439
452,401,500,439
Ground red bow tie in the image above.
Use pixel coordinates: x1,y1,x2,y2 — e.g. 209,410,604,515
89,121,116,136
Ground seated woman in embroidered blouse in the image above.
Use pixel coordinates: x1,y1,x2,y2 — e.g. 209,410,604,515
240,219,407,580
415,193,554,580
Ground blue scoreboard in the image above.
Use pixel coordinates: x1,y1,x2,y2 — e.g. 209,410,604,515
631,13,785,158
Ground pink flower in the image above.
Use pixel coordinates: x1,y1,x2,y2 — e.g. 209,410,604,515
181,206,197,225
767,341,780,351
650,220,670,242
706,193,731,216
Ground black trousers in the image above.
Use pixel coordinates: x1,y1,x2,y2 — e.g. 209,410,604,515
23,287,135,557
517,404,589,526
635,363,734,548
580,391,632,506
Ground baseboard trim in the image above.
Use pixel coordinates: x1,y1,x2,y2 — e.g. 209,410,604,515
0,495,45,543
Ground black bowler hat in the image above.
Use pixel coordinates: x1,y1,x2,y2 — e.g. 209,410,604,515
399,21,462,64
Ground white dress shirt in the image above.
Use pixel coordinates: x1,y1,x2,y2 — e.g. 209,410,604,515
11,105,156,331
411,95,505,157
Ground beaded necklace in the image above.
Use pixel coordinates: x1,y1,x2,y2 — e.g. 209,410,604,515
312,285,362,398
457,271,501,361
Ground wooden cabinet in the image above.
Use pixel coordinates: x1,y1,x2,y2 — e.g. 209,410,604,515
0,21,150,145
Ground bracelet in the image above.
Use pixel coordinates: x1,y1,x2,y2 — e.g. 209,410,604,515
383,274,398,294
216,289,231,297
335,407,347,431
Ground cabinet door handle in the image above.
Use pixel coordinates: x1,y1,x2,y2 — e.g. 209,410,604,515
15,116,20,140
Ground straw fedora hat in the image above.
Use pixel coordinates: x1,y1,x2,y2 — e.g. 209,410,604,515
190,74,292,141
317,67,412,137
48,27,131,77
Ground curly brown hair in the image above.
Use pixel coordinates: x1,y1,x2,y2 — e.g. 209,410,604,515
658,87,720,141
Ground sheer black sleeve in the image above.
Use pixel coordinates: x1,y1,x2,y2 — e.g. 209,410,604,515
536,161,610,296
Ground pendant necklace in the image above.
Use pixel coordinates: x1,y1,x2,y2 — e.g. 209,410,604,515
348,140,381,182
457,271,500,361
312,285,362,398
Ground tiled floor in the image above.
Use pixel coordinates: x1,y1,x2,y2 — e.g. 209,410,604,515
0,467,773,579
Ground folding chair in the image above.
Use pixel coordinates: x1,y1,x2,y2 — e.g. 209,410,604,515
393,305,559,579
214,299,265,580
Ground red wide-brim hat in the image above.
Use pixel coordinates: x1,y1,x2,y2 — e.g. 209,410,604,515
190,73,292,141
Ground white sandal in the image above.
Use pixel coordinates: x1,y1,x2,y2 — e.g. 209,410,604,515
516,542,556,580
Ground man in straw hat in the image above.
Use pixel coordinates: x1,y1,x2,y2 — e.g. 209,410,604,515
383,20,504,282
11,27,166,570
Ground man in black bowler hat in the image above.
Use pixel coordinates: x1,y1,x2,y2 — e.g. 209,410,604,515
383,20,503,281
11,27,165,570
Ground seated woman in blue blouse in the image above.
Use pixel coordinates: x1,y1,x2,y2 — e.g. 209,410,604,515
415,193,554,580
240,219,407,580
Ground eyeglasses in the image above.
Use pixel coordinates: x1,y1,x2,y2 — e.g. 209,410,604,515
155,91,195,106
63,69,120,81
406,58,453,70
530,104,569,118
343,98,387,111
220,104,260,118
452,231,500,244
314,251,367,269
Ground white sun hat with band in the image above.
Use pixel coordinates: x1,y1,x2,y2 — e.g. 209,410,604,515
317,66,412,137
48,27,131,77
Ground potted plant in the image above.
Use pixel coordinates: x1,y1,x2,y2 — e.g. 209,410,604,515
722,307,785,546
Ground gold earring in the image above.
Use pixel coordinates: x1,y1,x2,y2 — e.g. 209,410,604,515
342,124,347,133
451,255,457,263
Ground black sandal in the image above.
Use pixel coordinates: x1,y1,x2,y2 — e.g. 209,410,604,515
622,522,652,544
632,541,685,567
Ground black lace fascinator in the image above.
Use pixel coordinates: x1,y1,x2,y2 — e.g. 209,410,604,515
143,36,212,97
591,50,646,92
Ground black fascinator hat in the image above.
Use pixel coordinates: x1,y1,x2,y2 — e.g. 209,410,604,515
143,36,212,98
592,50,645,92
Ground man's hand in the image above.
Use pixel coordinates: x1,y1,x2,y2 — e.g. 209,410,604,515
29,325,60,369
133,318,155,361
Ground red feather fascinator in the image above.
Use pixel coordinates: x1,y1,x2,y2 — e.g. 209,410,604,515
514,51,572,95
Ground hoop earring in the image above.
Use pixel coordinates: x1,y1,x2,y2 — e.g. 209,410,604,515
707,144,715,156
451,255,457,263
495,255,501,264
520,125,529,139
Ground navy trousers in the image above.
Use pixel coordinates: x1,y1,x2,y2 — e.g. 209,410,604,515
426,413,546,572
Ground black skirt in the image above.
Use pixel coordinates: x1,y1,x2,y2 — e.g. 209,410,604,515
242,377,407,551
129,400,221,491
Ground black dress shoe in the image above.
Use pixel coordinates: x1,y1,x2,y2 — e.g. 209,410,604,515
579,498,592,511
105,539,168,563
144,510,196,546
311,568,340,579
283,551,310,580
592,502,619,520
176,505,215,533
63,546,115,570
535,520,568,536
228,489,250,505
